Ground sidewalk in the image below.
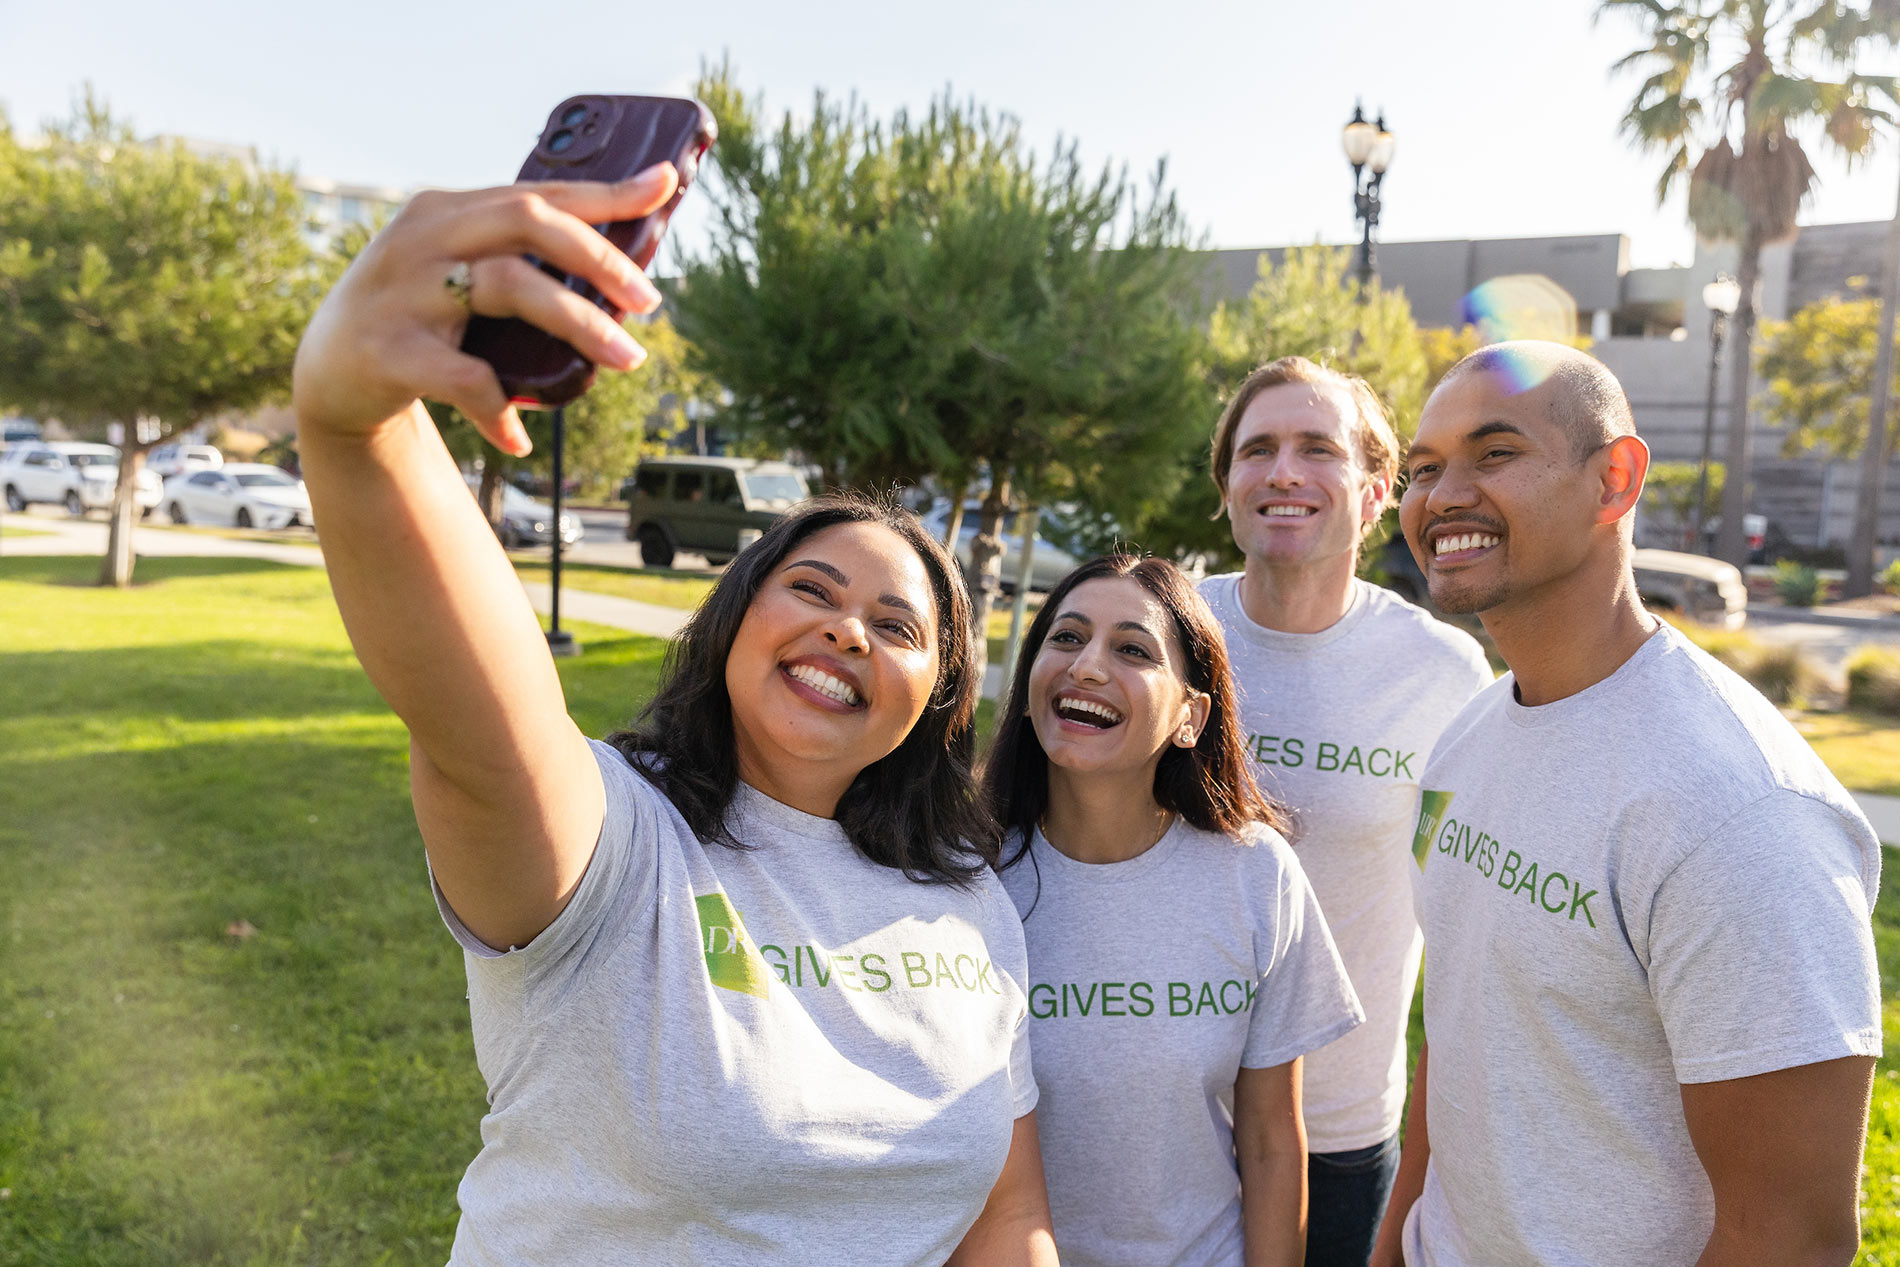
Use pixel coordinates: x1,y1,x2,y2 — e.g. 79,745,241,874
1861,794,1900,850
1,513,688,639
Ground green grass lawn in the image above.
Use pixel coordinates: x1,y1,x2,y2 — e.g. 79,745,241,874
510,559,716,611
0,557,665,1265
1,557,1894,1263
1796,712,1900,798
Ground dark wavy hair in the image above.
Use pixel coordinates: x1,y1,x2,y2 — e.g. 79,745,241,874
981,553,1285,876
608,490,994,883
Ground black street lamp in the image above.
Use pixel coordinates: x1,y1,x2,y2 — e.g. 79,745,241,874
545,404,579,657
1342,103,1396,297
1693,274,1742,553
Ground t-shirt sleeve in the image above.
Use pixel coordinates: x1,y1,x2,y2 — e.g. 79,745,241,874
983,880,1041,1118
431,739,667,1002
1647,789,1883,1084
1241,834,1367,1069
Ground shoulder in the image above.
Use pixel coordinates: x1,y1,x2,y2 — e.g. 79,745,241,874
1197,571,1242,620
1177,816,1303,894
1639,629,1856,808
1421,673,1516,765
1354,582,1494,684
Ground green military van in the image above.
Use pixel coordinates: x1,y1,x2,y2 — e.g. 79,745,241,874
621,456,810,567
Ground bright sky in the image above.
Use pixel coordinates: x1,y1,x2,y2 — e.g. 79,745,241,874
6,0,1899,271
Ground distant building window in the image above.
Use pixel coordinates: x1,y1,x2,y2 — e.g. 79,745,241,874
340,197,364,223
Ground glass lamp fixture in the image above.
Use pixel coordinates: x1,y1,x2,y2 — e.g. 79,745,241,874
1702,274,1741,316
1342,104,1376,168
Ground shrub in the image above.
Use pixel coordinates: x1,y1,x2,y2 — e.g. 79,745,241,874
1773,560,1822,607
1666,617,1818,707
1881,558,1900,597
1846,646,1900,717
1745,644,1815,706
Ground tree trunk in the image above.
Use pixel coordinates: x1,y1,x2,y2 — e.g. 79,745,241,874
966,475,1011,691
1713,225,1764,571
999,502,1040,698
477,461,505,531
941,478,969,548
97,434,146,588
1846,166,1900,598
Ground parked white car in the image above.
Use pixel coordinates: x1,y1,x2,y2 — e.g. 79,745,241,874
164,463,312,529
463,474,584,548
920,502,1082,594
147,443,224,479
1,441,162,516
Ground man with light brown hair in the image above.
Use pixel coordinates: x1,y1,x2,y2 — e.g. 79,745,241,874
1197,356,1492,1267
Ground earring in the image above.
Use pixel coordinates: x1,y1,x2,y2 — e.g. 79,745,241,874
1177,725,1196,747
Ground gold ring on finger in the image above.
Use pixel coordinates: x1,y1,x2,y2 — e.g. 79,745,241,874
444,260,474,312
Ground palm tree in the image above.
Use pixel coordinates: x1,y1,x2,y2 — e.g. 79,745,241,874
1601,0,1898,570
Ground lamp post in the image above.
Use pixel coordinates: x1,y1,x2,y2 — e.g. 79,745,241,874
1342,103,1396,297
546,405,579,657
1693,274,1742,553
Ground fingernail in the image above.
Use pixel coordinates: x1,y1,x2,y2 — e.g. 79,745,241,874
630,271,663,312
606,329,645,371
628,161,675,191
504,411,532,456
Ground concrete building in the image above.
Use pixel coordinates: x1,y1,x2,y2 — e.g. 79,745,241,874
1204,223,1900,558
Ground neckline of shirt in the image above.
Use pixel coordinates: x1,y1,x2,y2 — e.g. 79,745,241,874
727,779,854,846
1213,574,1373,655
1501,622,1673,729
1028,816,1188,883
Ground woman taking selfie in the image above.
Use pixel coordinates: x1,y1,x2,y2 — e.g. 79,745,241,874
982,555,1361,1267
292,163,1054,1265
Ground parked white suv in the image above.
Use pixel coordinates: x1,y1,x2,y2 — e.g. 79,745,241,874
147,443,224,479
1,442,162,517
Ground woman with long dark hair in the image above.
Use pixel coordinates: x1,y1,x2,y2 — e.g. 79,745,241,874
983,554,1362,1267
291,165,1054,1264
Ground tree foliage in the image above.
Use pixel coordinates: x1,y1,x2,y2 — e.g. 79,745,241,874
675,65,1212,666
1600,0,1900,565
1136,247,1429,566
1757,290,1900,457
0,92,331,584
1643,459,1726,547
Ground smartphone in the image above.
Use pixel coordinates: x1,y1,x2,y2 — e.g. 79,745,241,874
461,94,717,408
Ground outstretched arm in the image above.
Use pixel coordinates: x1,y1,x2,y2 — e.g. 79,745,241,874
293,168,677,950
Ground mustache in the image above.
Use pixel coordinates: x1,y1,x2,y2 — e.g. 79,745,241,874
1420,514,1506,539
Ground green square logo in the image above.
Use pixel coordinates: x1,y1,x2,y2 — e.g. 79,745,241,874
695,892,771,998
1413,790,1453,867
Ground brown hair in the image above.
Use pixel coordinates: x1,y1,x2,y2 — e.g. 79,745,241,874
981,553,1286,876
1207,356,1400,524
609,490,994,883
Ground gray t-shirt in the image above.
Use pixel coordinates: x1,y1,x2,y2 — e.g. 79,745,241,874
1406,624,1883,1266
433,741,1038,1266
1200,575,1492,1151
998,818,1363,1267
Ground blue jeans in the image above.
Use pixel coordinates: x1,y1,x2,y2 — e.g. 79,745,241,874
1305,1133,1401,1267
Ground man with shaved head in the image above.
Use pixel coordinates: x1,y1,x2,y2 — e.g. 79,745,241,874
1370,341,1882,1267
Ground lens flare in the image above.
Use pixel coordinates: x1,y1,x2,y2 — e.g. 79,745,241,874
1461,275,1580,389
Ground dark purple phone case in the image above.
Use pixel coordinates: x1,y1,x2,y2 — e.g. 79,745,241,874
460,94,716,408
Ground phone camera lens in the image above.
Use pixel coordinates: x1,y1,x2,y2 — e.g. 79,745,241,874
560,105,588,127
549,129,576,154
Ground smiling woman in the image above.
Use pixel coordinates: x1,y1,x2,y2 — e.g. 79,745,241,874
288,163,1056,1265
981,554,1363,1267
